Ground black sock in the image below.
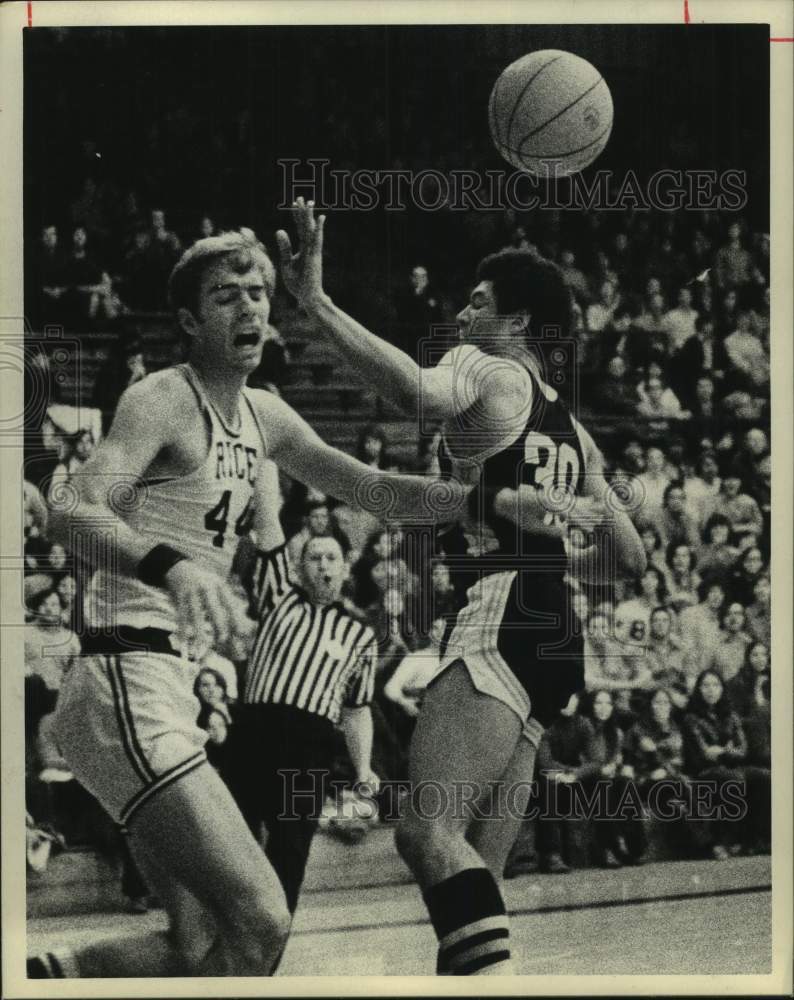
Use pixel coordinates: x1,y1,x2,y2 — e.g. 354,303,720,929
27,953,65,978
423,867,511,975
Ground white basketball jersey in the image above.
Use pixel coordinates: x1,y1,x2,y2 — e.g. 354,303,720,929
87,364,267,632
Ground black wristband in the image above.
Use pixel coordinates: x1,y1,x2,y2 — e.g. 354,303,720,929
137,544,189,588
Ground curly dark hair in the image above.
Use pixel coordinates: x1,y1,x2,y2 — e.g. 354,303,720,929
475,248,574,341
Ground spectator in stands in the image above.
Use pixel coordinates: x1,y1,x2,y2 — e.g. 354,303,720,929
61,226,118,325
286,501,332,569
678,580,727,684
727,545,767,608
609,231,636,290
625,687,686,792
715,222,753,290
198,707,234,781
121,227,160,310
35,225,68,327
749,283,770,349
24,480,49,541
672,315,728,409
47,429,95,508
684,450,722,530
354,424,393,470
25,587,81,696
636,446,670,524
720,388,767,425
591,355,639,416
191,620,239,704
392,264,443,355
638,524,667,575
429,560,456,620
714,286,739,337
648,236,686,294
682,670,747,859
662,286,699,355
531,693,592,875
615,566,668,655
328,502,374,564
643,607,690,709
658,482,700,551
734,652,771,854
664,543,700,614
708,602,752,684
56,575,78,629
149,207,181,255
685,376,723,446
193,667,232,723
724,311,770,393
558,249,590,303
696,513,739,583
619,438,646,475
756,452,771,540
725,641,769,720
583,610,651,719
730,427,769,499
578,689,645,867
632,292,668,367
636,376,689,423
45,541,69,586
744,574,770,645
585,279,620,333
144,208,182,308
198,214,217,240
91,336,147,435
713,473,764,540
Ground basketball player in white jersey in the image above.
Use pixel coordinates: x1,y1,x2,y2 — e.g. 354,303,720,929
276,200,646,975
35,230,468,980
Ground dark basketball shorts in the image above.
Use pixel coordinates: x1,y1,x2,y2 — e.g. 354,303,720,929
434,570,584,746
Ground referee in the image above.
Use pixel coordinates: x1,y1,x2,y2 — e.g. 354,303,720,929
227,496,379,914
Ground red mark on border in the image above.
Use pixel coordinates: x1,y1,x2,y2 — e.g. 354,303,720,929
770,38,794,42
684,0,690,24
27,1,32,27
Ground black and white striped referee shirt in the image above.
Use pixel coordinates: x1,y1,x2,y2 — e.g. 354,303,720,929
243,545,377,724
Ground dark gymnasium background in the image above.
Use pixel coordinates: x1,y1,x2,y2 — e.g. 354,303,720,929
24,24,769,319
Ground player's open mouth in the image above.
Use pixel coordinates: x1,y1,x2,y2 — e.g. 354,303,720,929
234,332,261,347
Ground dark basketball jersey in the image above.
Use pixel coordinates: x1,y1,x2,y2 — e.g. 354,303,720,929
435,360,586,725
437,362,586,585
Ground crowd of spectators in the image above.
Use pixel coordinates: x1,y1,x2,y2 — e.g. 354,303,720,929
24,202,772,885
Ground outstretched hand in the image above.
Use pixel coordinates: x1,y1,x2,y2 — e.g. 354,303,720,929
274,197,326,307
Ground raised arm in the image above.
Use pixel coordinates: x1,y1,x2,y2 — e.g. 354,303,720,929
276,198,468,420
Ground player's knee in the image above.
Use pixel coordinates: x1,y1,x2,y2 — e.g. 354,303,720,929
395,813,446,868
237,892,291,969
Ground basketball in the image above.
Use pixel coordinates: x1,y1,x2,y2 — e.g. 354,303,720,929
489,49,613,176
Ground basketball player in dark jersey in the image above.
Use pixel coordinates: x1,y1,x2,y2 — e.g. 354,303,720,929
276,199,646,975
